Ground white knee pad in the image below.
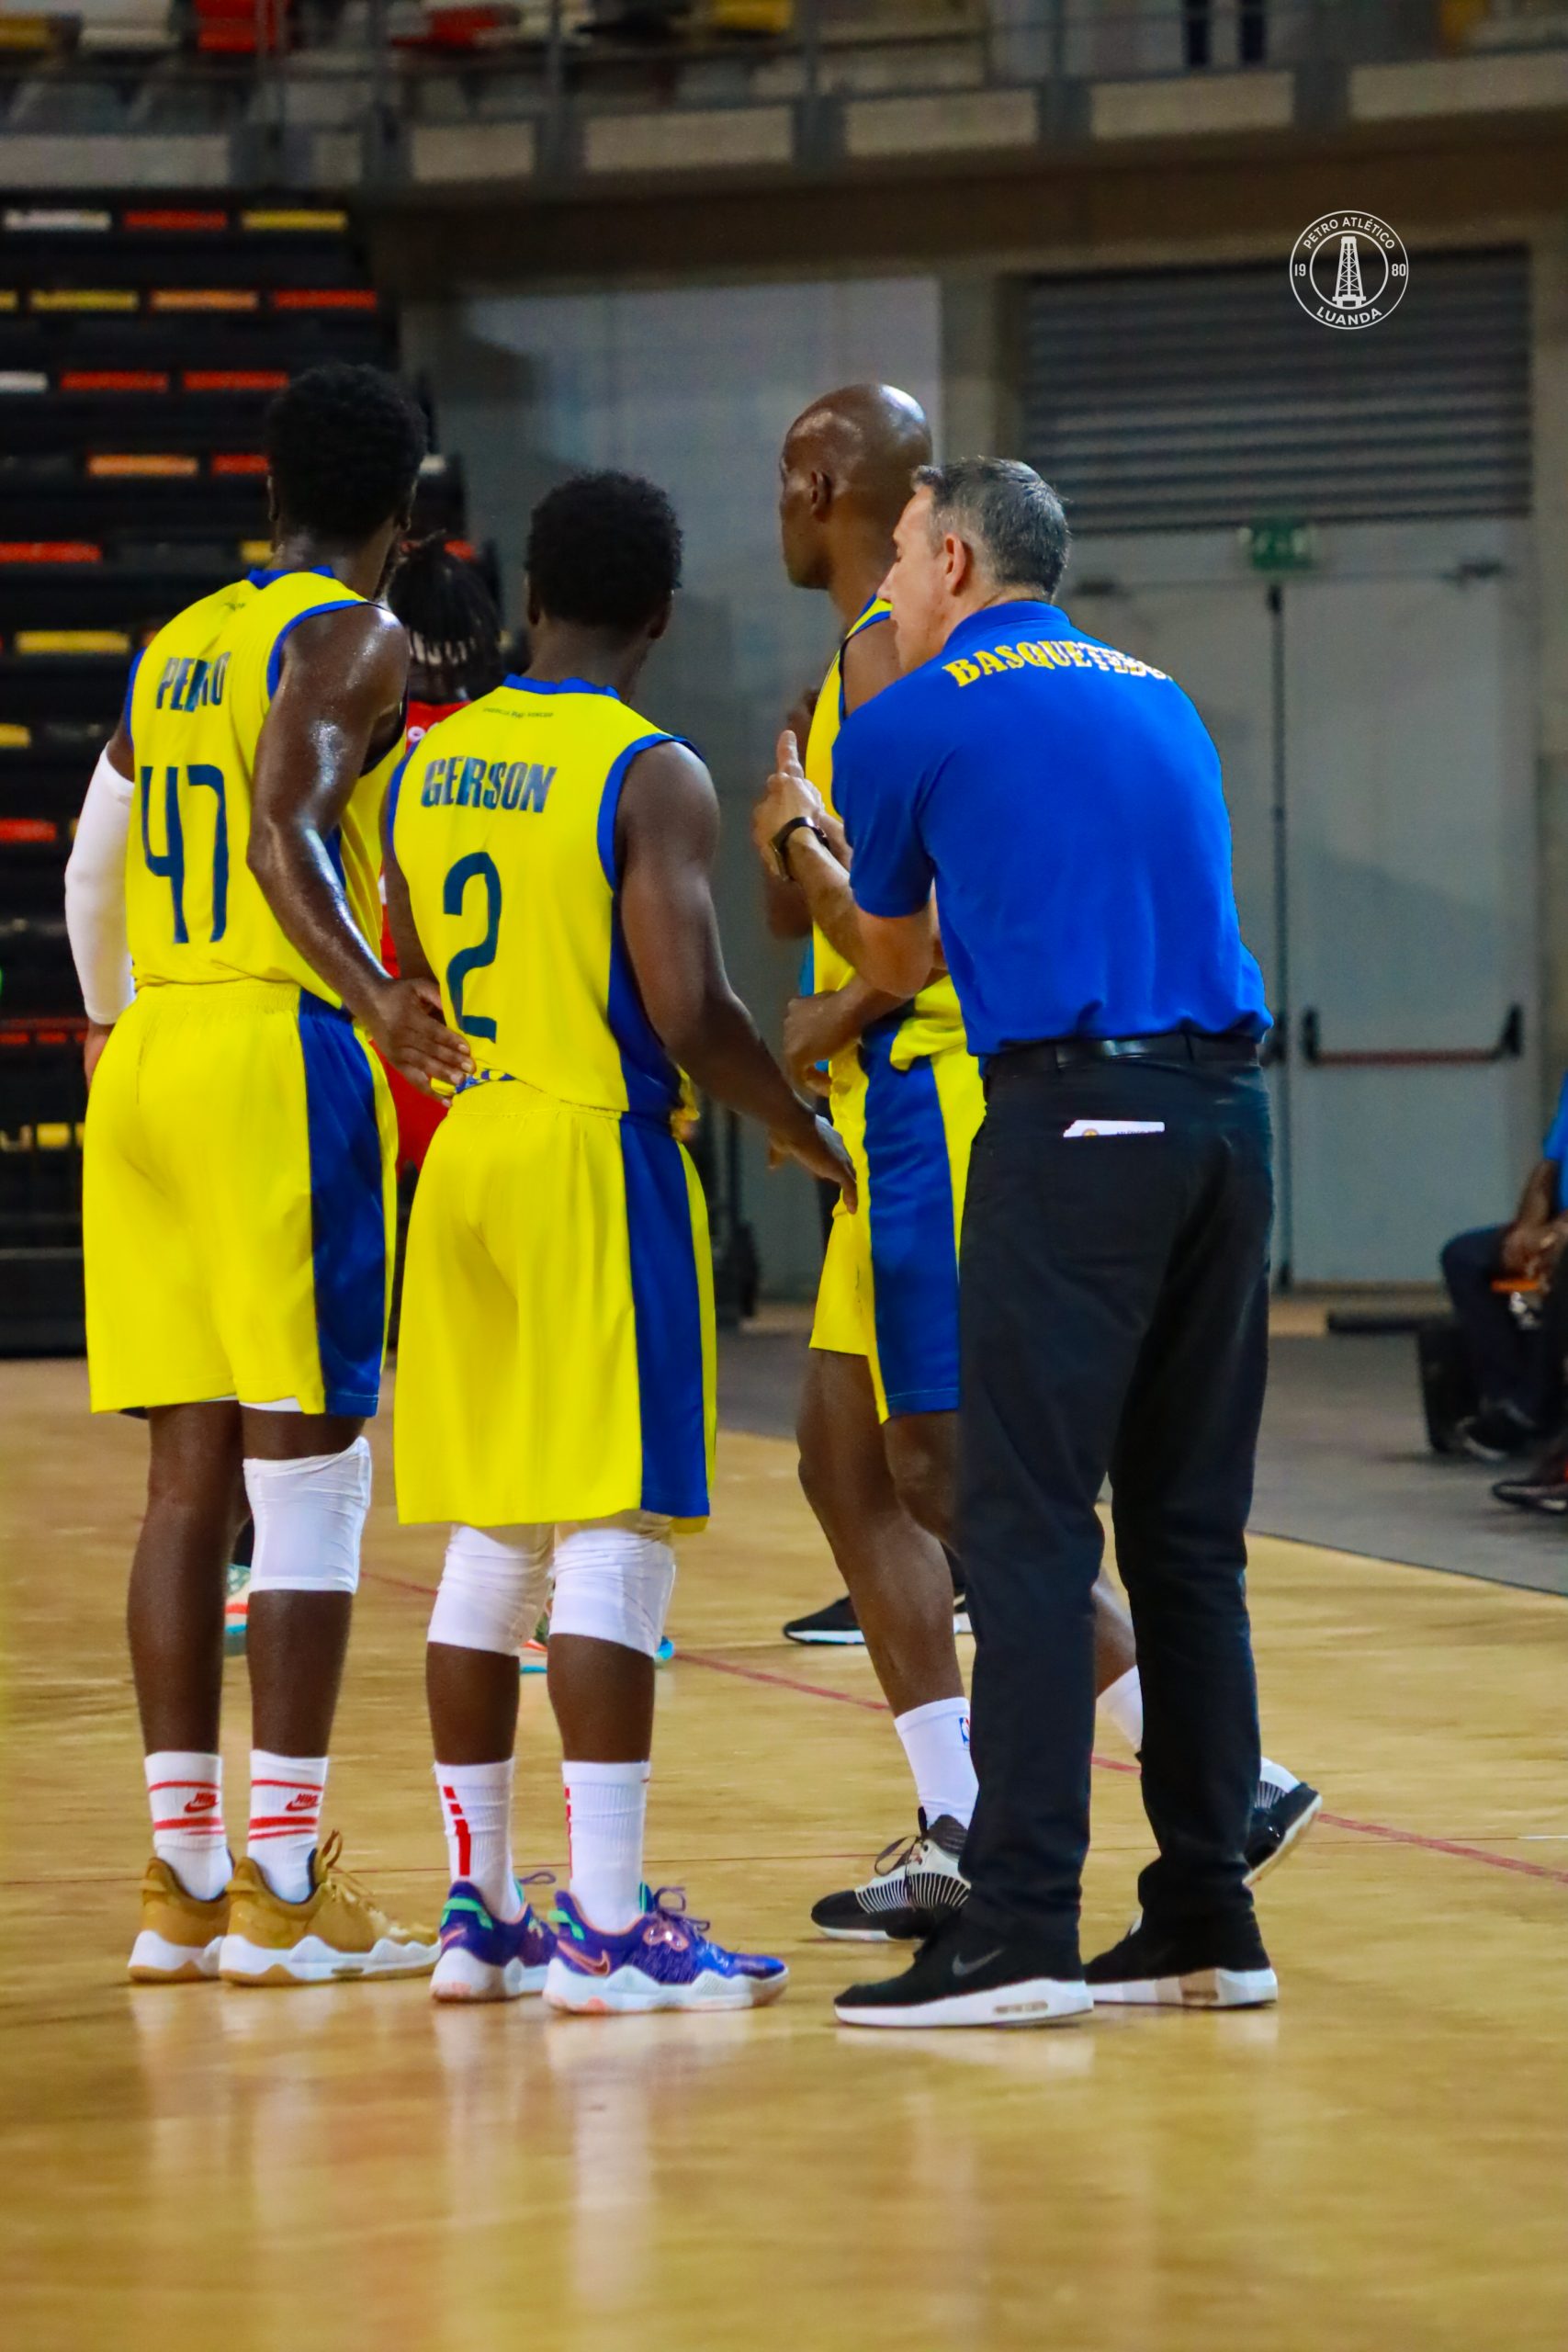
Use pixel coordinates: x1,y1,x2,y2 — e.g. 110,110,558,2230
243,1437,371,1597
428,1524,553,1658
549,1512,676,1658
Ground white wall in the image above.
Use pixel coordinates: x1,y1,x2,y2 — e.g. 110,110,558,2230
401,276,943,1295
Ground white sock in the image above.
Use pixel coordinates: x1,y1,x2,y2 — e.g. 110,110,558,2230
248,1750,327,1904
894,1696,977,1830
563,1759,649,1931
1098,1665,1144,1752
1258,1756,1299,1799
435,1758,520,1919
145,1750,230,1902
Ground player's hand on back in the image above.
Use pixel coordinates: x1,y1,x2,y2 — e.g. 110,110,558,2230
366,976,474,1097
770,1109,856,1207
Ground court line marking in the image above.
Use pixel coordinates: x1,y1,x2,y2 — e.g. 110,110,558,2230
676,1651,1568,1889
362,1577,1568,1889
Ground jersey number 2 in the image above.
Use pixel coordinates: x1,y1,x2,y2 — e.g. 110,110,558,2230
140,763,228,944
443,852,501,1042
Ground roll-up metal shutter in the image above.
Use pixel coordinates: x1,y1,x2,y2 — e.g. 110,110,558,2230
1018,250,1529,533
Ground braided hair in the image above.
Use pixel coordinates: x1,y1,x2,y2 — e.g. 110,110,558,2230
387,533,507,706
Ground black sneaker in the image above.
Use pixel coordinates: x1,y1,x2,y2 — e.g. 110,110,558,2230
782,1594,863,1646
835,1919,1090,2030
1454,1406,1540,1464
1493,1461,1568,1513
1244,1777,1322,1887
1086,1912,1276,2009
810,1811,970,1940
782,1592,970,1645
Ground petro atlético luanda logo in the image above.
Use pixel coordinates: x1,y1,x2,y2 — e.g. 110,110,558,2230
1290,213,1409,331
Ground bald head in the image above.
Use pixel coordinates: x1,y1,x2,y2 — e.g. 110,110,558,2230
778,383,932,600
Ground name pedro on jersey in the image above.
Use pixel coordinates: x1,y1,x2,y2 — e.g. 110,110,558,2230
942,639,1167,686
418,753,556,813
153,652,231,711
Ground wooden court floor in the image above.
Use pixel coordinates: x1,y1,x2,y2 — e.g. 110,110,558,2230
2,1357,1565,2352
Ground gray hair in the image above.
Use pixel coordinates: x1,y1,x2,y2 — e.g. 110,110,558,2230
913,457,1069,599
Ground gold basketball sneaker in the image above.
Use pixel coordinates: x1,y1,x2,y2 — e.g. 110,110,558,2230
128,1856,231,1983
220,1830,438,1986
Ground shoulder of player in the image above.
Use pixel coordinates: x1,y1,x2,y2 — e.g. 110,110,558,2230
615,736,716,865
839,607,900,712
276,596,408,690
134,581,237,667
621,732,711,808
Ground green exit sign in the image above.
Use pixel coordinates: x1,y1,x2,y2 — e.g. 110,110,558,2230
1243,518,1315,572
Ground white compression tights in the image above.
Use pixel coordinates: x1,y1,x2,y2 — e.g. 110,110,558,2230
426,1513,675,1659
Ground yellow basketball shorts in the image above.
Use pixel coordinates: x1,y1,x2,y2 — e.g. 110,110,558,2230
84,979,396,1417
808,1035,985,1421
395,1082,716,1530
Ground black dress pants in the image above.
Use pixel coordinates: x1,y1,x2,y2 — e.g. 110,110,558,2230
957,1052,1272,1952
1439,1224,1564,1431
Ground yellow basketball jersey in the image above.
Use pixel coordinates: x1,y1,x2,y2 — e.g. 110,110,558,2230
804,597,964,1069
390,676,685,1119
124,569,397,999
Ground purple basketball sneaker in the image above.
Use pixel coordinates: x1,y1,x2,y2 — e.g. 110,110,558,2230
432,1879,557,2003
544,1888,788,2014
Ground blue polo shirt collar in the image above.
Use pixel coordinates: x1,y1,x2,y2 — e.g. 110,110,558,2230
943,599,1068,653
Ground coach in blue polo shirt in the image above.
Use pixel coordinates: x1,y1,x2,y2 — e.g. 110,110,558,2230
758,457,1277,2030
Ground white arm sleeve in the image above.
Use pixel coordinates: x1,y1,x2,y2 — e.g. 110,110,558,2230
63,747,135,1025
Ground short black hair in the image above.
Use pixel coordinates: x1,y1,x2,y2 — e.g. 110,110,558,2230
265,363,429,543
914,458,1070,599
386,534,505,704
525,470,682,636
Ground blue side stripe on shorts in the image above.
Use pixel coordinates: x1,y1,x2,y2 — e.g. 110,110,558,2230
620,1118,708,1519
860,1028,961,1415
297,990,386,1417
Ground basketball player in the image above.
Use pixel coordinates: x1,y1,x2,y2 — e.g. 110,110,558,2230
761,386,1318,1940
73,363,471,1984
388,469,853,2010
380,533,508,1176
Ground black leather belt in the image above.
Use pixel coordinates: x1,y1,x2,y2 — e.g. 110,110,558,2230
991,1031,1262,1077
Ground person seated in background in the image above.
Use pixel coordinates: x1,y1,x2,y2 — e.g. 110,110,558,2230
1439,1070,1568,1464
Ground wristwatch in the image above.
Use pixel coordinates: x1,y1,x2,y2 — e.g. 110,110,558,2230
772,814,830,879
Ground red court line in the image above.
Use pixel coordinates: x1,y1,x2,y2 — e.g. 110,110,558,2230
677,1655,1568,1885
363,1575,1568,1887
677,1648,889,1714
1314,1812,1568,1886
367,1566,441,1602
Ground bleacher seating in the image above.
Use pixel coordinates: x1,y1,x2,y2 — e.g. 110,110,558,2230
0,196,478,1353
